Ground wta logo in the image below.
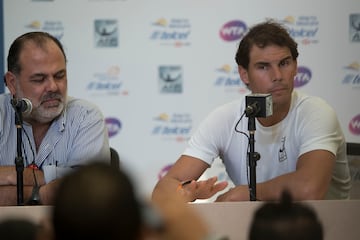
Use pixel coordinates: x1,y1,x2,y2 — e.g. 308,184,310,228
294,66,312,88
219,20,247,41
349,114,360,135
157,164,173,180
106,117,122,138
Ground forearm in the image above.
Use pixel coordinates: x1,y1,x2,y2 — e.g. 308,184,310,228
0,185,34,206
217,170,329,202
39,179,61,205
222,150,334,201
152,176,185,202
153,195,210,240
0,179,60,206
0,166,45,186
257,171,327,201
23,168,45,185
257,151,334,201
0,166,18,185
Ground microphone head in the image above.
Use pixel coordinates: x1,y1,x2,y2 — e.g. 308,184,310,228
11,97,33,115
22,98,33,115
245,94,273,118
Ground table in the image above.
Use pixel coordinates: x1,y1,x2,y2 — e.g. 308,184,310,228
0,200,359,240
190,200,360,240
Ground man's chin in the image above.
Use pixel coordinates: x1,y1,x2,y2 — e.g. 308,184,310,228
31,107,64,123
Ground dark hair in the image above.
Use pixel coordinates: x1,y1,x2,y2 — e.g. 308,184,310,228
0,219,38,240
7,31,67,75
249,191,323,240
235,20,298,69
53,162,142,240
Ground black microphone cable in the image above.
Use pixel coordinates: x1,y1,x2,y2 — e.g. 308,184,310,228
27,167,41,205
22,128,42,205
234,107,261,201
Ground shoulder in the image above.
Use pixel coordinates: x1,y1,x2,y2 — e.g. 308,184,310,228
290,91,341,136
65,97,103,114
0,94,9,131
292,90,335,116
0,93,11,106
0,93,12,119
63,97,105,122
209,98,243,118
196,98,243,136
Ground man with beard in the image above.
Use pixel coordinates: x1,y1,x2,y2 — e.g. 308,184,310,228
0,32,110,205
152,20,351,203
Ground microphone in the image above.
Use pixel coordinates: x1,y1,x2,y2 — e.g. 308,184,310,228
245,93,273,118
27,184,41,205
11,98,33,115
245,101,261,116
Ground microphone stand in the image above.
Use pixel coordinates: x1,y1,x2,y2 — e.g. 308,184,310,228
247,115,260,201
14,108,24,206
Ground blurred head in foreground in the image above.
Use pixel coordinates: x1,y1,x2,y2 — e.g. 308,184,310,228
249,190,323,240
52,162,142,240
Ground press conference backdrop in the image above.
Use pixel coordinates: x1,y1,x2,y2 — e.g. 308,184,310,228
1,0,360,198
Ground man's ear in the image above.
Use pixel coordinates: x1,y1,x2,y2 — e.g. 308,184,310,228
238,65,249,86
4,71,17,95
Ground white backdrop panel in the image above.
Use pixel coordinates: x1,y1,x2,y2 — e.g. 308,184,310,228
3,0,360,198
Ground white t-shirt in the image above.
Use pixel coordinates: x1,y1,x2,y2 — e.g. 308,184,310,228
183,90,351,199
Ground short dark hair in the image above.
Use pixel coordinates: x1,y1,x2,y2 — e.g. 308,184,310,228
235,20,298,69
7,31,67,75
53,162,142,240
0,219,38,240
249,191,323,240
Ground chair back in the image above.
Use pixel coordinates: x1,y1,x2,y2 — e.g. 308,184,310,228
110,147,120,169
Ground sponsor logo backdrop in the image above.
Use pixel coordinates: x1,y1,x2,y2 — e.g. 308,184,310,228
2,0,360,198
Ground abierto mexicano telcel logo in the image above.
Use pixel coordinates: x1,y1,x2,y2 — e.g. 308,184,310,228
349,114,360,135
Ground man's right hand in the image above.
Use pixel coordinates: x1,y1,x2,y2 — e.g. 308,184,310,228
177,176,228,202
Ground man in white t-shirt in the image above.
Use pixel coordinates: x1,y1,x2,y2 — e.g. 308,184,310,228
152,20,351,202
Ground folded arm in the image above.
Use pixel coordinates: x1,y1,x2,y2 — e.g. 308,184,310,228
0,166,59,205
216,149,335,201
